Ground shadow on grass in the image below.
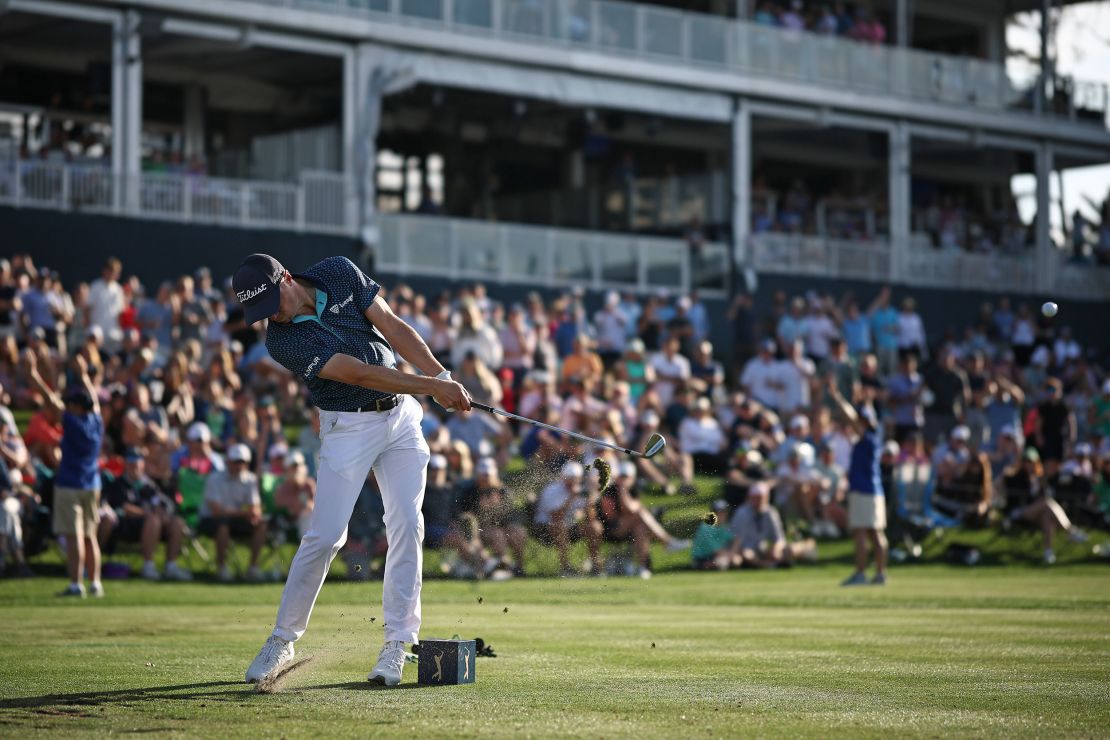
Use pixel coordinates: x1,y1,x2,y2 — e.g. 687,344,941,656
0,681,244,709
293,681,434,693
0,678,441,712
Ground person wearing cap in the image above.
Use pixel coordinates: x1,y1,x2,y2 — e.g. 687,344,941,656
932,438,992,530
533,461,602,576
172,421,224,475
726,482,814,568
649,335,691,409
232,253,470,687
690,341,725,399
456,458,528,578
1032,378,1073,466
691,499,736,570
632,409,678,495
594,291,628,369
932,424,973,471
1001,447,1087,564
20,269,65,350
273,450,317,540
99,449,191,581
740,340,782,411
593,460,690,578
616,338,652,404
678,396,726,481
26,352,105,598
200,443,266,583
827,379,888,586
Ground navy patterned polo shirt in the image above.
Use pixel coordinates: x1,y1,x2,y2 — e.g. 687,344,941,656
265,256,396,412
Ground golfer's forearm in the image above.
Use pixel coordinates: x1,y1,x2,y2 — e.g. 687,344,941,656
321,354,441,396
380,319,445,379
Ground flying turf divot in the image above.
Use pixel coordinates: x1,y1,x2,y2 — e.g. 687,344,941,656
254,656,316,694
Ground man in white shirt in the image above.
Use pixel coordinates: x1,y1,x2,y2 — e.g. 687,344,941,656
804,303,840,363
777,341,816,415
649,336,691,408
87,258,125,349
594,291,628,366
199,444,267,582
740,340,782,410
679,397,726,483
533,462,601,575
896,297,926,360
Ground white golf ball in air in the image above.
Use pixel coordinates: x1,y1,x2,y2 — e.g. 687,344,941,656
1041,301,1058,318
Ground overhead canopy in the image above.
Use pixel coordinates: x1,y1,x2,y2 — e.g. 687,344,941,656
368,49,734,124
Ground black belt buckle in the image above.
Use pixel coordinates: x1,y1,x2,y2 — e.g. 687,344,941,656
374,395,397,412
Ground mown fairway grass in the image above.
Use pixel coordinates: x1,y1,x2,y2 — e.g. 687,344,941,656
3,557,1109,738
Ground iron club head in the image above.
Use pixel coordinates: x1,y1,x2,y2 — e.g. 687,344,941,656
642,432,666,459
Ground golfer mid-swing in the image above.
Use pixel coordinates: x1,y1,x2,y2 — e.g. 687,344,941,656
234,253,471,686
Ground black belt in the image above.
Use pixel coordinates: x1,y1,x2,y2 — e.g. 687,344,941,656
351,395,400,413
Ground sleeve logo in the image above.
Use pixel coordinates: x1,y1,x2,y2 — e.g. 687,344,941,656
329,293,354,314
305,356,320,377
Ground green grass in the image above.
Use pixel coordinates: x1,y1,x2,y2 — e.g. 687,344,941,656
3,559,1110,737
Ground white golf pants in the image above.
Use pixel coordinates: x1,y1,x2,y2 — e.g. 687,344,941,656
273,395,430,644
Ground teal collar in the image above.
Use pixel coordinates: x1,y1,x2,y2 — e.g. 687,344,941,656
292,288,329,325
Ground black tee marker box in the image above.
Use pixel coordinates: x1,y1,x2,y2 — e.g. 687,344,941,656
417,639,476,685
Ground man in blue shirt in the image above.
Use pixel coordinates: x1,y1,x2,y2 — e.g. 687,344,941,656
27,352,105,598
233,253,471,688
868,287,900,376
827,379,888,586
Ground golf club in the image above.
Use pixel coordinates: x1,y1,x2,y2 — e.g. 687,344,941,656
470,402,667,459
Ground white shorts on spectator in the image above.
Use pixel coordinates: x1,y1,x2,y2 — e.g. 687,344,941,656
848,493,886,530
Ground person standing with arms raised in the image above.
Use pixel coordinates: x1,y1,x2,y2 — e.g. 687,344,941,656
234,254,471,686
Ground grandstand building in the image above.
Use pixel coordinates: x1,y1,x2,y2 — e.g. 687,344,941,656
1,0,1108,340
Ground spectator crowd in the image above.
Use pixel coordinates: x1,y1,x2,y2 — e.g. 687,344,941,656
0,251,1108,594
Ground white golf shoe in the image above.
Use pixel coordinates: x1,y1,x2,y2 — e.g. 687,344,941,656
368,640,406,686
245,634,295,683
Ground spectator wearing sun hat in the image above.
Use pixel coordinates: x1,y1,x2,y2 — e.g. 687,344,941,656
200,443,266,582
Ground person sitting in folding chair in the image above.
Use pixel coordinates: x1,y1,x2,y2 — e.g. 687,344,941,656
173,422,226,530
99,448,192,581
199,443,267,582
1001,447,1088,565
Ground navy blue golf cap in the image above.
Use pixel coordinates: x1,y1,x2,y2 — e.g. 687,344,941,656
233,253,285,325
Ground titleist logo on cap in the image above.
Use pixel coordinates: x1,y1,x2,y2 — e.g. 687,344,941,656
237,284,267,302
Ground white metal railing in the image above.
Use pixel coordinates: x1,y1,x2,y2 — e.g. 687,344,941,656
3,157,1106,300
751,233,891,282
247,0,1107,124
377,212,730,295
0,158,354,235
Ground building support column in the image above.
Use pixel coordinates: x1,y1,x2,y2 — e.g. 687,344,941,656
888,121,910,283
731,97,751,274
1036,0,1050,114
112,9,142,210
183,83,205,163
1035,140,1054,293
895,0,909,47
342,45,358,234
